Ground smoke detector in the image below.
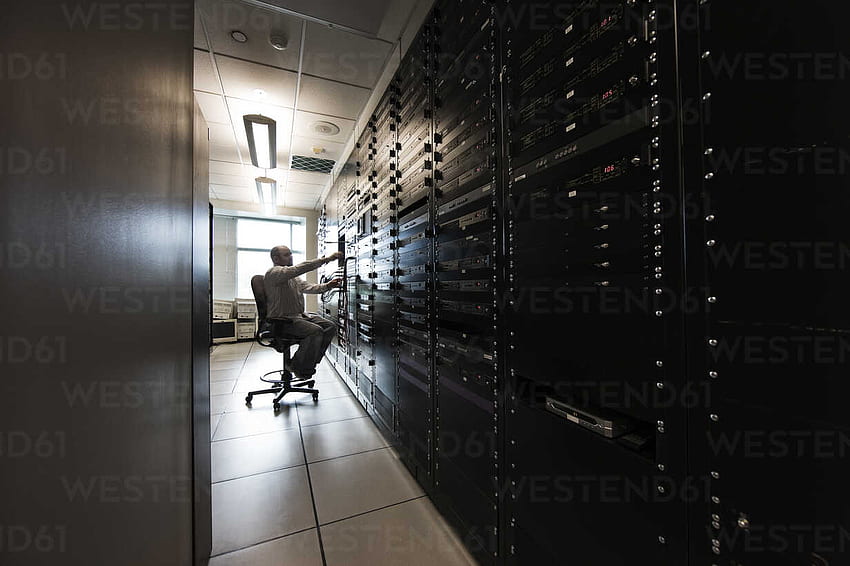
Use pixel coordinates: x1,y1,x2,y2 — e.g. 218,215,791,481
230,30,248,43
311,121,340,136
270,34,288,51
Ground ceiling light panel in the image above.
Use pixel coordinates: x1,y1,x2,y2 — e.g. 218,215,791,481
244,114,277,169
226,98,293,168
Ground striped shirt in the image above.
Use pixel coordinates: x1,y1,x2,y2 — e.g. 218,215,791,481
265,257,332,319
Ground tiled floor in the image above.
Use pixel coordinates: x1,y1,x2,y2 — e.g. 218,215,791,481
208,342,478,566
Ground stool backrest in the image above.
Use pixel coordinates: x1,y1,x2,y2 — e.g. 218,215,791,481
251,274,269,323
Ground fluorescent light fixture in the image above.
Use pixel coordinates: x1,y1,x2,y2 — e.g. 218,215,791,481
243,114,277,169
255,176,277,215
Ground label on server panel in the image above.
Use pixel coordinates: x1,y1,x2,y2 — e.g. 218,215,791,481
437,254,491,272
439,120,490,162
438,160,491,197
439,206,490,231
398,228,427,248
439,299,493,316
436,232,492,259
511,107,650,184
399,281,427,292
399,296,427,308
439,279,491,292
436,182,493,217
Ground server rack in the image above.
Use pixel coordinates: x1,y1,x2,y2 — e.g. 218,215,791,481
320,1,850,564
394,21,436,486
502,0,689,563
431,0,502,562
681,2,850,565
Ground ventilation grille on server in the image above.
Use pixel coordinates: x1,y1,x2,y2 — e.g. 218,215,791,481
291,155,336,174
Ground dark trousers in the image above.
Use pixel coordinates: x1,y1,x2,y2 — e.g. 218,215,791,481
275,313,336,376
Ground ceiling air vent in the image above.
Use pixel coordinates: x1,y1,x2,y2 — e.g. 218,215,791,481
291,155,335,174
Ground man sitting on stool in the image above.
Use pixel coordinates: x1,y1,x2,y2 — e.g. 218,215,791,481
264,245,342,379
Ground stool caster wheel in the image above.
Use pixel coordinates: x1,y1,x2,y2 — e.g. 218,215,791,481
245,395,253,405
273,402,281,411
306,380,315,388
312,393,319,402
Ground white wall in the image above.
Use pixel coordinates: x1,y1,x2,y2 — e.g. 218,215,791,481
211,199,321,312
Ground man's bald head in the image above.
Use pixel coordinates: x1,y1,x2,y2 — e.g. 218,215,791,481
270,245,292,266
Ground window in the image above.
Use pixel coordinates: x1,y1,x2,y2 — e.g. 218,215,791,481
235,217,305,298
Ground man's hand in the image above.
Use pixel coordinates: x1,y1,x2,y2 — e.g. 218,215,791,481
327,251,343,262
326,277,342,288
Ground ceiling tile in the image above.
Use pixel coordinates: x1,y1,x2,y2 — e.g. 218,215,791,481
216,55,297,108
208,123,236,146
209,143,243,164
197,0,303,71
210,161,248,176
298,75,369,119
194,49,220,94
287,169,329,185
209,172,250,188
293,110,354,143
263,0,392,36
286,181,324,195
301,22,392,88
194,91,230,124
290,136,345,163
194,8,209,49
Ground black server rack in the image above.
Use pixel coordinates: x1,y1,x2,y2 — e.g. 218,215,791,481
432,0,502,562
319,1,850,564
371,83,400,434
503,0,688,563
680,2,850,565
394,21,435,487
